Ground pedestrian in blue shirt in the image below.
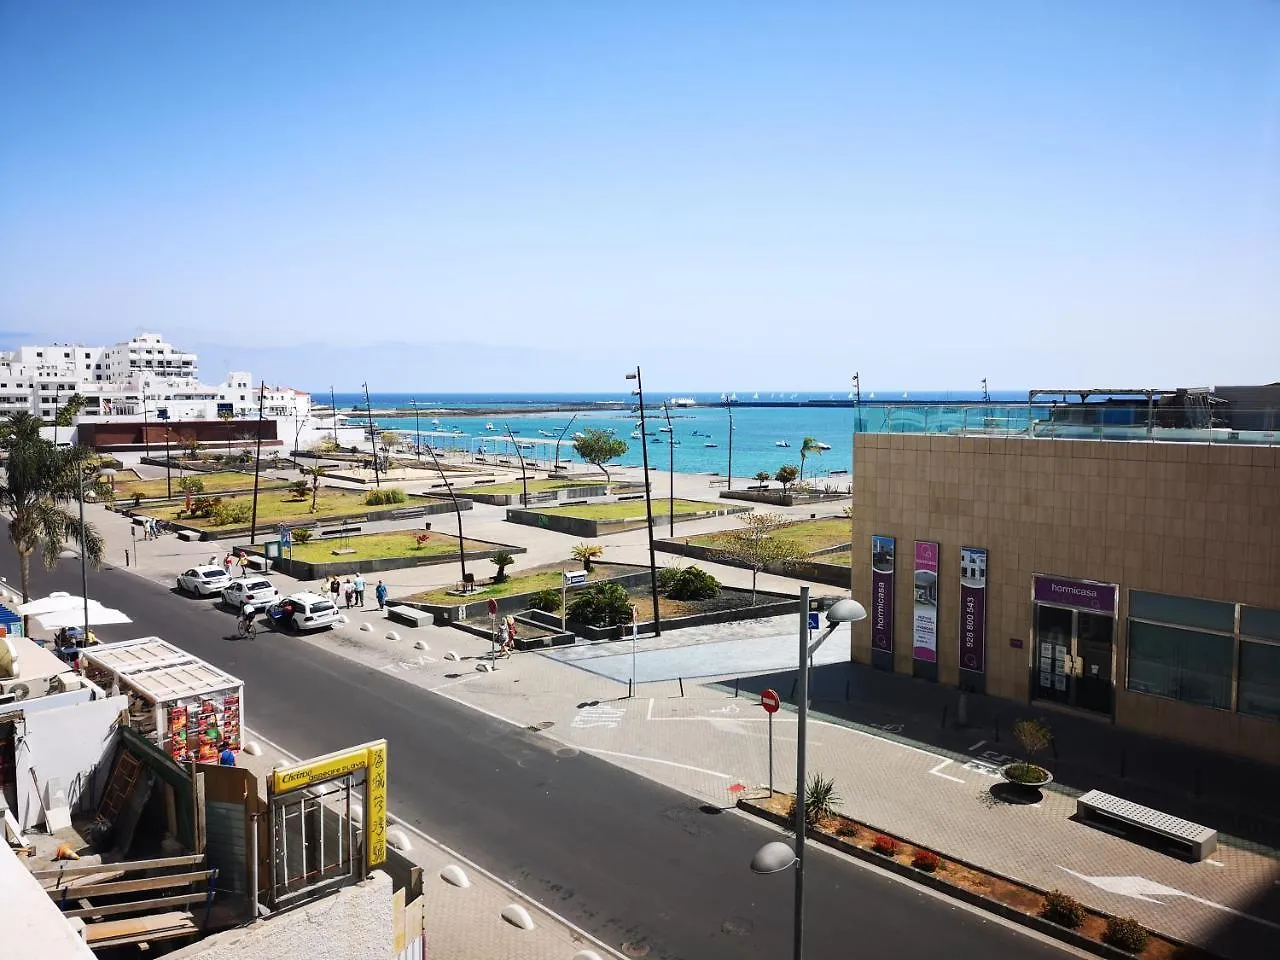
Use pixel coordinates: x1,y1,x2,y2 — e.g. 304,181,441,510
353,574,366,608
375,580,388,611
218,741,236,767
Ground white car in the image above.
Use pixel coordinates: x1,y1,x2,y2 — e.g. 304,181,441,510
177,565,232,596
222,577,280,612
267,592,342,633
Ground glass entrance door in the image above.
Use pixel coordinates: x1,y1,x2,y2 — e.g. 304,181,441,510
1034,604,1073,704
1033,604,1115,716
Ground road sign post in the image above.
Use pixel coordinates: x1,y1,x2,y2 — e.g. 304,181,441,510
761,688,780,795
630,605,640,698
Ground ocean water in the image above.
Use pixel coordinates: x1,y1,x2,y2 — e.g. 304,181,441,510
324,390,1033,480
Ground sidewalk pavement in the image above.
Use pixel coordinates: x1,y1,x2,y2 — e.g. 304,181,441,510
233,727,622,960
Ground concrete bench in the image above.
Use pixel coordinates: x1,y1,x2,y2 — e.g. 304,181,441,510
320,526,362,537
1076,790,1217,860
615,494,646,502
177,530,201,542
386,605,429,628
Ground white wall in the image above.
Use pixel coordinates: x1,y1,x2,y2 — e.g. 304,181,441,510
13,695,125,832
0,841,95,960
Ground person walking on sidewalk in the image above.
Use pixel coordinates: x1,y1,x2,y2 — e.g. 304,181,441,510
343,578,354,609
353,573,366,608
375,580,388,611
223,553,234,577
329,577,341,605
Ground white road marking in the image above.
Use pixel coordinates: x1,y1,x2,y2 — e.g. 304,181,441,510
1059,868,1280,932
245,728,628,960
582,747,738,780
646,697,654,721
968,739,987,751
929,759,966,783
428,673,483,692
1204,859,1225,867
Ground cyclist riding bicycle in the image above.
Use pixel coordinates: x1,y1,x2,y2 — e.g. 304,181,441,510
239,602,256,636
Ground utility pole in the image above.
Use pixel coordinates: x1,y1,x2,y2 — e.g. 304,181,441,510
329,385,338,446
505,425,529,506
661,403,674,537
140,392,151,458
411,398,422,461
164,428,172,499
362,382,381,487
726,396,734,491
625,367,661,637
249,383,266,544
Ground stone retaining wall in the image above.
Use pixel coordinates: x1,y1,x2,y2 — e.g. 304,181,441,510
505,503,750,538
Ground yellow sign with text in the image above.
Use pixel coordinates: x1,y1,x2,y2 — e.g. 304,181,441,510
364,740,388,868
272,743,376,794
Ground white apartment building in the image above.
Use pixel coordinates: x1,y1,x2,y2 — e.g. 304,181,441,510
0,332,309,426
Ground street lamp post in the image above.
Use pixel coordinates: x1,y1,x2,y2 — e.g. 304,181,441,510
625,368,661,637
77,466,115,642
660,403,674,537
553,414,578,474
329,385,339,447
411,399,422,461
362,383,381,487
750,591,867,960
420,442,467,583
726,397,734,491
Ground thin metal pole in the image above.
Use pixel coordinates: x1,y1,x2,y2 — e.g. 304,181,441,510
505,424,529,505
421,440,467,582
329,386,338,446
631,612,638,696
661,404,674,536
726,400,734,491
249,383,265,545
164,429,172,499
140,394,150,457
632,368,661,636
249,811,260,916
412,399,421,461
80,470,89,643
795,584,810,960
554,414,578,473
362,383,380,487
768,710,774,796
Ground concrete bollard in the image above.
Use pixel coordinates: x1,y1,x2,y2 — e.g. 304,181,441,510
414,640,428,650
439,864,470,888
359,622,373,632
444,651,460,661
386,827,411,852
243,741,263,757
385,630,400,642
501,904,535,931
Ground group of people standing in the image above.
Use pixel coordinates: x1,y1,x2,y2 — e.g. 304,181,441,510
328,574,388,610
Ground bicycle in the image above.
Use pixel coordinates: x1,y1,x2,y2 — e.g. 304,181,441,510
236,617,258,640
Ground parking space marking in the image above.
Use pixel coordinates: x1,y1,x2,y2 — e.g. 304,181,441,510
572,705,627,729
582,747,737,780
928,759,966,783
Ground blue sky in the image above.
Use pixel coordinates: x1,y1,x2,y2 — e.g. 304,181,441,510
1,1,1277,392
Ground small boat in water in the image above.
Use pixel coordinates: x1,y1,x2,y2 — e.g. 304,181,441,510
630,431,641,439
572,432,585,440
704,442,718,448
485,422,495,430
775,440,790,448
659,426,672,433
815,442,831,451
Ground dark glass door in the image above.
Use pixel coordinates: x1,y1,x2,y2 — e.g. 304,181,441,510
1034,604,1073,704
1075,612,1115,715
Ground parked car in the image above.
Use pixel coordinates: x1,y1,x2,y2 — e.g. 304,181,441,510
222,577,280,612
267,592,342,633
177,565,232,596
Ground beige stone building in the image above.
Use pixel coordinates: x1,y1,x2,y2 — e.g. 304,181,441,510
850,430,1280,765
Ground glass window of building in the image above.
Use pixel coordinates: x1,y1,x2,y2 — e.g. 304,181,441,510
1239,641,1280,722
1127,591,1237,710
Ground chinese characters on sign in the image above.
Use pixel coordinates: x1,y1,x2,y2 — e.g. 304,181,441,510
959,546,988,673
365,741,388,868
871,535,896,653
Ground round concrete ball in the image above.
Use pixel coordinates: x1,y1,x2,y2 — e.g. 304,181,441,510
413,640,428,651
385,630,401,642
439,864,470,888
386,827,411,852
242,741,263,757
500,904,535,931
359,622,373,632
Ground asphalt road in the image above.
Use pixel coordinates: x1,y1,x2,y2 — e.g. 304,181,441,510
6,553,1071,960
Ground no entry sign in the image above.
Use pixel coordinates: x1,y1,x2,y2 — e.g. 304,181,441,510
760,689,781,714
487,599,498,616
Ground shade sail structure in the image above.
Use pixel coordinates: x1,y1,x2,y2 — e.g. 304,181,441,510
35,603,132,631
16,592,78,616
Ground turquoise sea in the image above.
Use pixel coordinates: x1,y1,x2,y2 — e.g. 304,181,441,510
327,390,1035,481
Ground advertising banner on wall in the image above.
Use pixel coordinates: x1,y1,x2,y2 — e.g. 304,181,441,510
959,546,988,673
912,541,939,662
1033,575,1117,613
871,535,896,653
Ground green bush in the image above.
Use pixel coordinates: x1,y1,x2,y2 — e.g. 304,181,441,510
189,496,220,519
293,528,312,545
212,500,252,526
365,487,407,506
803,772,840,826
1103,917,1149,953
1041,890,1085,929
566,582,634,628
528,589,562,613
656,566,683,592
665,566,720,601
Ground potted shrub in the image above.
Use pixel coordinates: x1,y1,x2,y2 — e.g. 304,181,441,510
911,849,941,873
1041,890,1084,929
1000,718,1054,789
872,834,899,857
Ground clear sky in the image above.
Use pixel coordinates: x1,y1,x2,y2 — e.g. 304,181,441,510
1,1,1277,393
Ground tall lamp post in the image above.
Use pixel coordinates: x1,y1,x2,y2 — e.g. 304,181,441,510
362,382,381,487
76,466,115,642
553,414,578,474
625,368,661,637
329,385,339,447
660,403,674,537
163,427,173,499
726,396,734,491
410,398,422,461
750,591,866,960
420,441,467,584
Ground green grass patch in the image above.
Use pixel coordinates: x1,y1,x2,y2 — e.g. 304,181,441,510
532,498,720,521
154,489,408,528
464,478,604,497
115,470,289,499
406,562,621,606
686,516,852,555
815,550,851,567
287,530,488,563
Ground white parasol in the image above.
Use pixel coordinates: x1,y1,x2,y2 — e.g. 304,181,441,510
16,592,80,616
35,603,132,631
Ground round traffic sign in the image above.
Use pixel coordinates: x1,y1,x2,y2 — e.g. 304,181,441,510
760,688,781,714
487,599,498,615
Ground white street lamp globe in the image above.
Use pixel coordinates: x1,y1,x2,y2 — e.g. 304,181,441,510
825,598,867,625
750,840,797,875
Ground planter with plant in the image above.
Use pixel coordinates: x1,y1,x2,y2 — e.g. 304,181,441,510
911,849,941,873
1040,890,1084,929
1103,917,1149,954
566,582,633,628
527,588,561,613
570,542,603,572
1001,718,1054,789
490,550,515,583
872,835,899,857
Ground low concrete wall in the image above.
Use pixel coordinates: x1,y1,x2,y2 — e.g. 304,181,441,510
718,489,849,507
656,537,852,588
243,536,525,581
399,564,654,624
447,616,577,650
462,483,608,506
523,587,800,641
505,503,751,538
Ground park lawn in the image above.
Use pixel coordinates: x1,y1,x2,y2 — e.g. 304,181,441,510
287,530,488,563
464,478,603,496
687,516,852,555
534,498,720,521
116,470,288,498
155,489,409,528
406,561,620,606
815,550,852,567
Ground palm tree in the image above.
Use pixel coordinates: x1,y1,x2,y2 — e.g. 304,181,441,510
301,464,327,513
799,436,822,481
0,412,107,608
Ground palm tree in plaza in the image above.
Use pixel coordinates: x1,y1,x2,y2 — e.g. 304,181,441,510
799,436,822,482
0,412,106,604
